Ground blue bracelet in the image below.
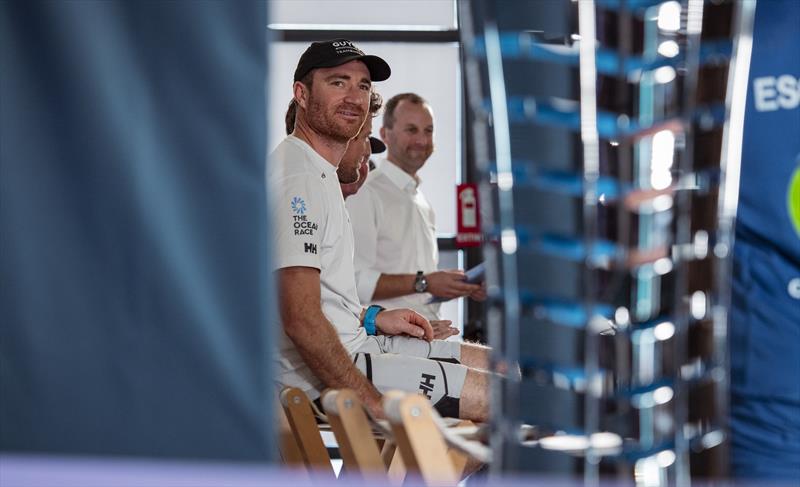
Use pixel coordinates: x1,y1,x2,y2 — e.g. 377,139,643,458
363,305,385,336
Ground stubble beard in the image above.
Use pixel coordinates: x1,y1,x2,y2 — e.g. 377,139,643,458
307,95,363,144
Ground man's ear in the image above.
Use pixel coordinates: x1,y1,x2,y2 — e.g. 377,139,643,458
293,81,309,110
379,125,387,141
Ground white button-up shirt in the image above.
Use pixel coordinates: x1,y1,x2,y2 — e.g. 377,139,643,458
346,158,441,320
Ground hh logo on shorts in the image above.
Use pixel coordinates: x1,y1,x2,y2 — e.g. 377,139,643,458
304,242,317,254
419,373,436,399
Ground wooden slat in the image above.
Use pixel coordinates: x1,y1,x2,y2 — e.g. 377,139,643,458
277,401,306,468
385,393,459,486
280,387,334,479
382,441,407,485
323,389,386,478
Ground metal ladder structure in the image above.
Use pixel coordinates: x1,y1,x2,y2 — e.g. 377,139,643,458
459,0,755,483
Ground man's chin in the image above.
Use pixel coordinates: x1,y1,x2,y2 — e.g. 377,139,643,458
328,132,354,143
405,153,431,165
314,122,358,143
337,172,360,185
333,119,362,139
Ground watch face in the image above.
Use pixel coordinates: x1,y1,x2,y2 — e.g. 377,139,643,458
414,274,427,293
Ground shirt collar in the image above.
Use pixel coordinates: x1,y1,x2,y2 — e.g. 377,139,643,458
380,158,421,193
286,135,338,178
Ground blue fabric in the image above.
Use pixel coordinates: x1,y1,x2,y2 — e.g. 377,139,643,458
730,0,800,479
0,1,272,460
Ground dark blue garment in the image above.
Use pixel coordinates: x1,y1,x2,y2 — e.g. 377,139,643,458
0,1,273,460
730,0,800,479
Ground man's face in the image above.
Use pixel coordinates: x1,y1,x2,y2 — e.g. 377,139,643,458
338,116,373,187
381,100,434,175
339,157,371,199
303,61,371,143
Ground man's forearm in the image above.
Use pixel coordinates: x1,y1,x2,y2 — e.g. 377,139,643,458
372,270,481,301
372,273,415,300
286,313,381,407
278,267,383,415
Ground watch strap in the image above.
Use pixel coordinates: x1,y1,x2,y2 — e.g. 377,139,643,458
363,305,385,336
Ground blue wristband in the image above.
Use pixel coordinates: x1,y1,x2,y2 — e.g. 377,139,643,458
363,305,385,336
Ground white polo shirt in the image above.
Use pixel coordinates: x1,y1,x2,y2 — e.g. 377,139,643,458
345,158,441,320
268,135,367,393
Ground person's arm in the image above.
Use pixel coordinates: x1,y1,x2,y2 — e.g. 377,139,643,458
372,270,483,300
347,185,482,301
278,266,384,417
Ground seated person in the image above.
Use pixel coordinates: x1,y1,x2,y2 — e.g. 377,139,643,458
346,93,486,322
269,39,491,421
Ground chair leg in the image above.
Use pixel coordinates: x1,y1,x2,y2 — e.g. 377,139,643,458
381,442,407,485
278,401,307,468
280,387,335,479
384,393,460,486
322,389,385,478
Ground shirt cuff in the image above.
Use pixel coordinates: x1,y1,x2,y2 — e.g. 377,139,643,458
355,268,381,303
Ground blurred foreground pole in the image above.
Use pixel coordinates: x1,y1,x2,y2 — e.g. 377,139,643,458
0,1,273,461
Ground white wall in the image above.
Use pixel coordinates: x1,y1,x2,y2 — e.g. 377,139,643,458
269,0,456,29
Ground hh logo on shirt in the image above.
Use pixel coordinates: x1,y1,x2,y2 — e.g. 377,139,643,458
304,242,317,254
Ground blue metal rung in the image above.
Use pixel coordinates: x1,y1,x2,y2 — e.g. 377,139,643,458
517,292,615,329
596,0,665,11
519,357,605,388
472,34,732,76
484,96,726,138
616,378,675,399
508,229,621,263
507,164,623,200
619,440,678,462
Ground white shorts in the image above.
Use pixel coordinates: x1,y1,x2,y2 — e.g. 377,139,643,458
350,336,468,418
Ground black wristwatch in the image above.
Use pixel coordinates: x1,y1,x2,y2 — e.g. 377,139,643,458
414,271,428,293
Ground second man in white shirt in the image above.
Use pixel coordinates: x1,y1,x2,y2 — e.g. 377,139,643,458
346,93,486,324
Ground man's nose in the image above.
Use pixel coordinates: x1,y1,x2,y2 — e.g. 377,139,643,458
343,85,366,104
412,134,429,146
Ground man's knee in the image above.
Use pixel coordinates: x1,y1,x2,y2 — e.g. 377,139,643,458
459,368,490,422
459,342,491,370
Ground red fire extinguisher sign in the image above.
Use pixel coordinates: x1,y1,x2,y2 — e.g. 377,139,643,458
456,183,481,247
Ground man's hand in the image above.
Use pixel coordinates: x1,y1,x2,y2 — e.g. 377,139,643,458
431,320,459,339
427,270,483,299
375,308,434,341
469,284,487,302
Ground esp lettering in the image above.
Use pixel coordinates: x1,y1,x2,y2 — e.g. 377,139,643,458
753,74,800,112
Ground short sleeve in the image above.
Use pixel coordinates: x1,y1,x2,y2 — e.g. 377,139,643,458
271,174,325,271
